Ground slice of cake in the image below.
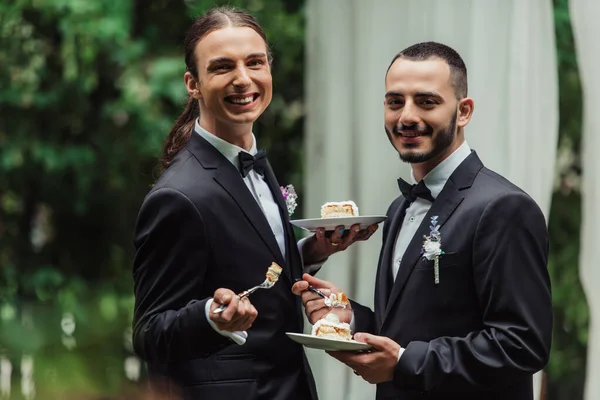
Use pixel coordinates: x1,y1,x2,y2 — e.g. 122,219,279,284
320,201,359,218
324,292,349,308
265,262,283,284
311,313,352,341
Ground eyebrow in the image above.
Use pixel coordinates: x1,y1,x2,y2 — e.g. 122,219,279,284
385,91,443,99
207,52,268,66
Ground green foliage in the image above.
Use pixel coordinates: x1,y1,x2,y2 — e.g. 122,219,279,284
546,0,588,399
0,0,305,397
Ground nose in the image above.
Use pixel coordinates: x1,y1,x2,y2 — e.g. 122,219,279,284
233,66,252,89
399,101,419,127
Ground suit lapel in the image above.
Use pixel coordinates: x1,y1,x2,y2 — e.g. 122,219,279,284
186,134,288,272
375,198,409,327
263,162,303,280
380,151,484,328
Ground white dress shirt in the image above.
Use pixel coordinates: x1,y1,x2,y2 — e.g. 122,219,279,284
195,120,318,344
391,141,472,280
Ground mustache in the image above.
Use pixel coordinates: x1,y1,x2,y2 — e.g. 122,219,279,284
393,124,433,135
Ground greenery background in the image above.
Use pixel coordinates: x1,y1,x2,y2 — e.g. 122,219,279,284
0,0,588,398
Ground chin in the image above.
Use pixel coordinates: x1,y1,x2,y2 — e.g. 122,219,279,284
398,148,434,164
232,112,263,125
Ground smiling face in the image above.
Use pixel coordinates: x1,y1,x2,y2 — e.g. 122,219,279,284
185,26,272,141
384,57,473,173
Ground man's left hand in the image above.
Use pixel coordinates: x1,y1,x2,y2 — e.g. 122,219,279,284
327,333,401,384
302,223,378,265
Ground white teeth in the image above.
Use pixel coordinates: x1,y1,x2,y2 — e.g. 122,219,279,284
230,96,253,104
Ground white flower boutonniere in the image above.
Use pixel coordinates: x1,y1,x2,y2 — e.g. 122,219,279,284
280,184,298,216
421,216,444,285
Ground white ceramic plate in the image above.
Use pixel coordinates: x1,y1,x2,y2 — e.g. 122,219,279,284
290,215,387,232
286,332,372,352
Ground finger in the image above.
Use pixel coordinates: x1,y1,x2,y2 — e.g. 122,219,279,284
301,289,328,305
292,280,309,296
355,224,378,241
213,288,236,305
340,224,361,248
219,294,240,322
329,225,345,244
353,332,388,349
315,228,327,242
305,308,329,324
365,224,379,238
305,301,331,323
305,297,328,316
237,299,257,331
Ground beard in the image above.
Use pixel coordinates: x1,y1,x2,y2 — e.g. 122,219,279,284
385,112,458,164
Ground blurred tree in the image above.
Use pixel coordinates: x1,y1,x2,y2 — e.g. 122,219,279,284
546,0,588,399
0,0,306,397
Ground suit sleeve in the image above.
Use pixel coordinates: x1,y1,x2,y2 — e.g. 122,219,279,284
132,187,231,363
350,301,376,333
394,192,552,392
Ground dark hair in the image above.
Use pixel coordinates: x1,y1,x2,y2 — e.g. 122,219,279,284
158,7,272,172
387,41,468,99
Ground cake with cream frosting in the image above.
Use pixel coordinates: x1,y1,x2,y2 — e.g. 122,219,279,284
324,292,349,308
320,201,359,218
311,313,352,341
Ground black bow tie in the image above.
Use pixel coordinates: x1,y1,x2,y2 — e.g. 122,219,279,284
397,177,435,203
238,149,267,177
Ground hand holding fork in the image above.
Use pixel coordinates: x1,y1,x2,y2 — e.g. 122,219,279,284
213,262,283,314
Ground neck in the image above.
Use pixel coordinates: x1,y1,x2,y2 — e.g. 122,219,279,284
198,115,254,151
411,136,464,181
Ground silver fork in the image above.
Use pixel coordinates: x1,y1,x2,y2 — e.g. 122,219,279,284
213,278,276,314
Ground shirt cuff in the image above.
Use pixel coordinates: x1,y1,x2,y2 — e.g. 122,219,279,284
298,237,327,273
205,299,248,345
397,346,405,361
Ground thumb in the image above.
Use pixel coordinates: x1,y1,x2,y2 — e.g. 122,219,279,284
353,332,387,348
301,273,336,290
214,288,235,304
291,279,309,296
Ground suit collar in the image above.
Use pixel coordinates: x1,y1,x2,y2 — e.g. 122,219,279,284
380,151,484,328
419,141,472,199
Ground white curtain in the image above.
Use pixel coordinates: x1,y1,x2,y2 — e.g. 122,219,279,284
570,1,600,399
304,1,558,399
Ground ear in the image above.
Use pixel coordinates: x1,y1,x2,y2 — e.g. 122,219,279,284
184,71,201,99
456,97,474,128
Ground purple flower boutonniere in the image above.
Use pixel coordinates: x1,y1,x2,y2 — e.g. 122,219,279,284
421,215,444,285
280,184,298,216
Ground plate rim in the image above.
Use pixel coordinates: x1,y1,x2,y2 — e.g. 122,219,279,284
285,332,372,351
290,215,387,225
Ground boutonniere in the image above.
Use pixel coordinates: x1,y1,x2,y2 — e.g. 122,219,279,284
280,184,298,216
421,215,444,285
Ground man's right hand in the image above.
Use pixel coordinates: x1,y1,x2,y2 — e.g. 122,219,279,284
292,273,352,324
209,288,258,332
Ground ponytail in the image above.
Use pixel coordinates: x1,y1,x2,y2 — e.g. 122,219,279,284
157,96,199,174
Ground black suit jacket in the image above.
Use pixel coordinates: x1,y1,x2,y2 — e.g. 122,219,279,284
353,152,552,400
132,133,318,400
